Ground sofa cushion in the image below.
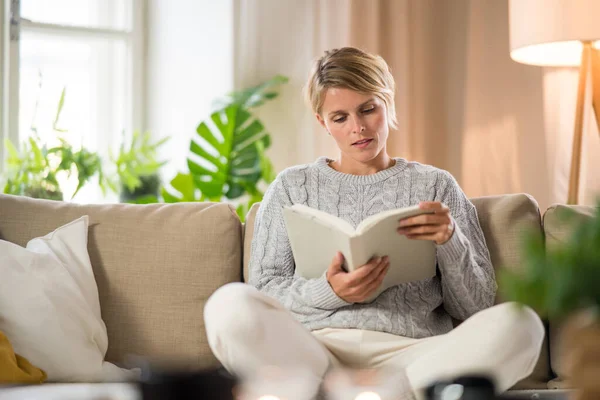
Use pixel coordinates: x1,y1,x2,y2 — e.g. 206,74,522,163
0,194,243,371
470,194,550,389
542,204,595,385
244,194,550,389
243,203,261,283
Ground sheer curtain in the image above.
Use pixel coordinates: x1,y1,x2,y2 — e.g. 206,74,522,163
233,0,600,210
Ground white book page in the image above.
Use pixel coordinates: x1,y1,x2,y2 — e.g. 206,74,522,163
287,204,356,237
283,206,355,279
356,206,435,235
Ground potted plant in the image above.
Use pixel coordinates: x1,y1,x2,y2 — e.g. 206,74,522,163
111,131,169,204
163,75,285,221
500,200,600,400
2,88,111,201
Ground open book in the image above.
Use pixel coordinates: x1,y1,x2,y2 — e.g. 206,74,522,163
282,204,438,302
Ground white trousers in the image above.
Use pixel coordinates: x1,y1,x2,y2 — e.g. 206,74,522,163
204,283,544,395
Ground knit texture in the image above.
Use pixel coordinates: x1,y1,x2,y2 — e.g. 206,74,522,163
248,156,497,338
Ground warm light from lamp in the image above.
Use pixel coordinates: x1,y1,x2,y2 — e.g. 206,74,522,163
509,0,600,67
511,40,600,67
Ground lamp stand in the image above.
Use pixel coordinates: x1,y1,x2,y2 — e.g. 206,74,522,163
567,42,600,205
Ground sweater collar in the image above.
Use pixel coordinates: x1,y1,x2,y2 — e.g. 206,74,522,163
315,156,408,184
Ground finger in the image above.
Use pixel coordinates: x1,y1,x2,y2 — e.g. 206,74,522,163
418,201,449,211
398,224,444,235
358,257,389,288
347,256,386,286
399,214,450,228
405,233,440,242
364,262,390,296
328,252,345,274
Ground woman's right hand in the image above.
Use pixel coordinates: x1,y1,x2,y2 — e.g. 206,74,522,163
326,252,390,303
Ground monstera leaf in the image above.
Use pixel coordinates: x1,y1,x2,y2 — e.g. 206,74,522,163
161,172,203,203
212,75,289,110
187,104,270,201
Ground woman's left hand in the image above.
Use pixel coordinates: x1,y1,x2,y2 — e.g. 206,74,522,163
397,201,455,245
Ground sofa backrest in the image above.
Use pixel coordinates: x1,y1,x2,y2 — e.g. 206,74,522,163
542,204,595,385
0,194,243,371
242,193,551,389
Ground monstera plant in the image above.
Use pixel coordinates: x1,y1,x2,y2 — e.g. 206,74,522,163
162,75,285,220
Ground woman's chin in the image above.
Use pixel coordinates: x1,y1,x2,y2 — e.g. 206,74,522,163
351,147,382,161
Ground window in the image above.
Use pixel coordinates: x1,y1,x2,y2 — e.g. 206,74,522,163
3,0,144,202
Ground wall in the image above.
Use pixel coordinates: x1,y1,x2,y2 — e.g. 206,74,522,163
145,0,234,184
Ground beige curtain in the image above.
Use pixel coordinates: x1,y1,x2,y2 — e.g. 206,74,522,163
234,0,600,210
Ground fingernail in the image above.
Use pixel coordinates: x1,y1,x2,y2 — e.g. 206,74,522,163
383,256,389,262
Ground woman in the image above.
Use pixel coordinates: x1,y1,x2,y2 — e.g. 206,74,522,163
205,47,544,398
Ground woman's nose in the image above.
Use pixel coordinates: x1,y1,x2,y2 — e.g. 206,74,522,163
350,115,365,134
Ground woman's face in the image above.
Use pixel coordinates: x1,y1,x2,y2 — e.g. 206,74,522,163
316,87,389,165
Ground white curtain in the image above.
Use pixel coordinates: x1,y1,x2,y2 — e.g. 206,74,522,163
233,0,600,210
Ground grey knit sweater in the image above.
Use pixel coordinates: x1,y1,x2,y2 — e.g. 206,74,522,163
248,157,497,338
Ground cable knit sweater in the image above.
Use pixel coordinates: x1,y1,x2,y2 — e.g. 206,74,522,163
248,157,497,338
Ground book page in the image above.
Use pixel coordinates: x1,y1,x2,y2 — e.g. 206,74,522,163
286,204,356,236
283,207,356,279
356,206,435,235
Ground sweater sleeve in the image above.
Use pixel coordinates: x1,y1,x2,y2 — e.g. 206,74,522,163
434,171,497,320
248,174,351,323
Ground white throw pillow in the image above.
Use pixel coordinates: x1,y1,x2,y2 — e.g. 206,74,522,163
0,216,138,382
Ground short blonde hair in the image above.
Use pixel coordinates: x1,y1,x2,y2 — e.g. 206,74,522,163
304,47,397,130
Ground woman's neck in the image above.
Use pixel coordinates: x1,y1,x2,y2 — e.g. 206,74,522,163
329,153,395,175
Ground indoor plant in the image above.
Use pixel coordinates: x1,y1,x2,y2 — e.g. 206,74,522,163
2,88,111,201
500,201,600,400
162,75,285,220
111,130,169,204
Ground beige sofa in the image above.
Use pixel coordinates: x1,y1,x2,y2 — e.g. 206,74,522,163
0,192,591,394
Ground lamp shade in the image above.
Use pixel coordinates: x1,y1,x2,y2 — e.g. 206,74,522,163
509,0,600,67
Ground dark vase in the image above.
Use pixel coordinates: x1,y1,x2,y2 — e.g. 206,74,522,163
119,174,161,203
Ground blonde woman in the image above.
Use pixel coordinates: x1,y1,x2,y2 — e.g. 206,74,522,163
205,47,544,398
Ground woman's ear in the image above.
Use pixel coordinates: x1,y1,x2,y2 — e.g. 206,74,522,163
315,113,326,129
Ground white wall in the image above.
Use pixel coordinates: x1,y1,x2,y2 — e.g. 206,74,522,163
145,0,234,184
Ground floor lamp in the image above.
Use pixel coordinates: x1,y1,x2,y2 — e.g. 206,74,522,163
508,0,600,205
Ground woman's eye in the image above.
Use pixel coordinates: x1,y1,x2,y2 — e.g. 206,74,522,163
333,116,347,123
362,107,376,114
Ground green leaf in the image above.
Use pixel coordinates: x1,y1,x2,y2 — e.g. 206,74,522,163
53,87,66,131
188,104,268,200
212,75,289,110
5,139,20,160
126,194,159,204
500,199,600,319
164,172,198,202
112,131,169,192
29,138,46,168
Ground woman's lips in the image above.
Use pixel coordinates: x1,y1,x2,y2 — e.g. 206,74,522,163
352,138,373,148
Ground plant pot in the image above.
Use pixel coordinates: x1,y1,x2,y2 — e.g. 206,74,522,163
119,174,161,203
24,186,63,201
558,309,600,400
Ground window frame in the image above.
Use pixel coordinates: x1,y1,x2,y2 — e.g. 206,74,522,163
0,0,146,174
